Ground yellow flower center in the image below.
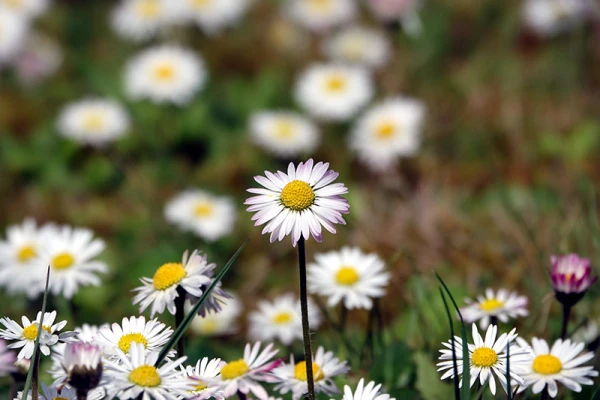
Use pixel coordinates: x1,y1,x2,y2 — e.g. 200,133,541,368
193,202,214,218
82,112,104,131
280,180,315,211
152,262,187,290
273,312,293,325
22,324,52,341
135,0,160,18
274,119,295,139
220,359,249,380
197,318,219,334
153,64,175,82
324,75,347,93
532,354,562,375
375,121,397,139
3,0,23,9
479,299,505,312
17,245,36,262
335,266,359,286
192,0,210,7
54,397,69,400
129,365,161,387
471,347,498,368
308,0,331,12
294,361,324,381
52,252,75,270
118,333,148,353
193,381,208,391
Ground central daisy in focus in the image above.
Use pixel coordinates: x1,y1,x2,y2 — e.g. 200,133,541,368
245,159,349,245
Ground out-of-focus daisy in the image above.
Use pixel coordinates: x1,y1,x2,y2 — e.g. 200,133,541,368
522,0,593,37
295,63,372,121
74,323,106,343
572,320,599,345
249,293,321,345
179,0,250,34
286,0,356,32
271,346,349,400
111,0,182,42
124,45,206,105
182,357,224,399
104,342,192,399
95,316,173,357
0,9,27,64
14,32,62,86
0,338,16,376
366,0,422,35
249,111,320,157
551,254,597,307
322,26,390,69
18,384,78,400
516,337,598,397
349,97,425,171
245,159,350,245
308,247,389,310
0,0,48,19
56,99,130,147
339,378,395,400
164,190,236,241
216,342,279,400
188,292,242,336
460,288,529,329
438,324,529,395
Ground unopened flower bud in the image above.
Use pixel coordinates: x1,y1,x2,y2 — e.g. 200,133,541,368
62,342,103,396
551,254,597,307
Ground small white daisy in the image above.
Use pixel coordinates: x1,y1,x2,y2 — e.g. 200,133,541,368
295,63,372,121
0,338,16,376
286,0,356,32
308,247,389,310
349,97,425,171
56,98,130,147
0,9,28,63
182,357,224,398
460,288,529,329
14,32,62,86
338,378,396,400
516,337,599,397
522,0,593,37
188,292,242,336
0,0,48,19
95,316,173,357
74,323,106,343
178,0,250,34
164,189,237,242
245,159,350,245
124,45,206,105
111,0,182,42
104,342,192,400
249,111,320,157
322,26,390,69
271,346,349,400
216,342,279,400
249,293,321,346
18,384,78,400
437,324,530,396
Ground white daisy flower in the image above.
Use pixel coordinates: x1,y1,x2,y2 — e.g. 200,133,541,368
271,346,349,400
249,293,321,346
0,9,28,63
322,26,390,69
188,292,242,336
308,247,389,310
516,337,599,397
572,320,599,345
95,316,173,357
178,0,250,35
56,98,130,147
0,311,71,360
295,63,372,121
437,324,530,396
0,0,48,19
104,342,192,400
338,378,395,400
17,384,78,400
245,159,350,245
164,189,237,242
216,342,279,400
286,0,356,32
460,288,529,329
111,0,183,42
0,338,16,376
74,323,106,343
249,111,320,157
349,97,425,171
124,45,206,105
14,31,62,86
522,0,593,37
183,356,224,398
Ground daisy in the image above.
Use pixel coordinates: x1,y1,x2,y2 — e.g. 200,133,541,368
271,346,349,400
0,0,48,19
522,0,592,37
111,0,182,42
95,316,173,357
216,342,279,400
366,0,423,35
104,342,192,400
164,189,236,241
516,337,598,397
249,111,320,157
286,0,356,33
178,0,250,35
551,254,596,296
124,45,206,105
349,97,425,171
14,32,62,86
0,9,27,64
322,26,390,69
18,384,78,400
460,288,529,329
245,159,350,245
339,378,395,400
0,338,16,376
308,247,389,310
182,357,224,398
188,292,242,336
74,323,106,343
437,324,529,395
295,63,372,121
56,98,130,147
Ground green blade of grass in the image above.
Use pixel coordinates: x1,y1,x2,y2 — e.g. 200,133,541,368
154,239,249,366
505,340,512,400
439,288,460,400
592,385,600,400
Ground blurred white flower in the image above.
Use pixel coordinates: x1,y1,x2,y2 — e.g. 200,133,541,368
572,320,599,345
295,63,372,121
0,9,28,63
178,0,250,34
95,316,173,357
460,288,529,329
13,32,62,85
250,111,320,157
322,26,390,69
124,45,206,105
286,0,356,32
339,378,396,400
111,0,183,42
188,292,242,336
0,338,16,376
522,0,593,37
0,0,48,20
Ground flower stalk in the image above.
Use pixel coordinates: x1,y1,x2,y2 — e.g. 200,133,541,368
297,237,316,400
174,286,187,357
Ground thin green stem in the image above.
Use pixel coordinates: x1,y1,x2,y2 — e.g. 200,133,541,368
297,237,316,400
560,304,572,340
31,350,40,400
174,286,187,357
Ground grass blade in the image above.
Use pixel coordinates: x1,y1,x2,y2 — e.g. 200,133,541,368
592,385,600,400
154,239,249,366
506,339,512,400
439,288,460,400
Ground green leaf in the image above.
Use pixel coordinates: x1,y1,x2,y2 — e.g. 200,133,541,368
413,352,454,400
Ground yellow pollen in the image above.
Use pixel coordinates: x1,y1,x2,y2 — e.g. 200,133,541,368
129,365,161,387
280,180,315,211
308,0,331,12
471,347,498,368
479,299,505,312
53,397,68,400
22,324,52,340
324,75,347,93
193,202,214,218
335,266,359,286
4,0,23,9
273,312,293,325
193,381,208,391
565,273,573,282
153,64,175,82
198,318,219,334
135,0,160,18
375,121,397,139
220,359,249,380
274,119,295,139
192,0,210,7
294,361,324,381
118,333,148,353
17,245,36,262
82,112,104,131
533,354,562,375
152,262,187,290
52,252,74,270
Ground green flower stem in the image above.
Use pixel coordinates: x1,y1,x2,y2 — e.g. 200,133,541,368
560,304,572,340
298,237,316,400
174,286,187,357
